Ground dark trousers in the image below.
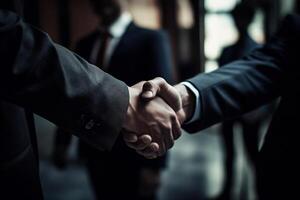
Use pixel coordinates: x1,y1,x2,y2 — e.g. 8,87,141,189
218,119,260,200
86,155,140,200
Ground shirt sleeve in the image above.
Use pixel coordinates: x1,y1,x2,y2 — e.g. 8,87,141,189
181,82,201,124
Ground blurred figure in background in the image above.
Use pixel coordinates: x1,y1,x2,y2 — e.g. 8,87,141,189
52,0,175,200
217,2,270,200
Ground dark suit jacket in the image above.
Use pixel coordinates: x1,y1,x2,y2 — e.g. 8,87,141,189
0,10,128,199
75,22,174,169
76,22,174,85
218,34,258,66
184,15,300,199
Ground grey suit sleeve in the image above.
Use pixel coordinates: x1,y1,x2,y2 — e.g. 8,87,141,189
0,10,129,151
183,15,298,133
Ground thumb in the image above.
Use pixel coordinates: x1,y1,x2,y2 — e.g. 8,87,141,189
141,77,182,112
141,80,160,100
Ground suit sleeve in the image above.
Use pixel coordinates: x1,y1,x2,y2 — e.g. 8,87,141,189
0,10,129,151
183,15,297,133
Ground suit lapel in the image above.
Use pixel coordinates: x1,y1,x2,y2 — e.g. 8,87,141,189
107,22,137,69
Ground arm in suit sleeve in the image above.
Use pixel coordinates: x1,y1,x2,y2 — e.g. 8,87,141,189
0,10,129,151
148,31,175,84
183,15,298,133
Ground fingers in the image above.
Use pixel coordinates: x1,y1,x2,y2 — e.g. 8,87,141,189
123,131,159,159
137,143,160,159
127,137,160,159
141,77,182,112
124,136,152,151
141,81,157,99
163,125,174,150
125,79,183,159
176,109,187,125
141,78,165,100
123,130,159,152
136,135,152,150
159,114,181,155
123,131,138,143
123,127,178,159
150,121,174,156
172,116,182,140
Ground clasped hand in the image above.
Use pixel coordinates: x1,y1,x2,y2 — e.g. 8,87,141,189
122,78,194,159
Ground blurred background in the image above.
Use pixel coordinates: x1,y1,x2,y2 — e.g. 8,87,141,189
19,0,299,199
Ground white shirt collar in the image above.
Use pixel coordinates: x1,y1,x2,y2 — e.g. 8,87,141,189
108,12,132,38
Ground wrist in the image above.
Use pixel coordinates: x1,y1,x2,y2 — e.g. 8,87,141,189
174,84,195,123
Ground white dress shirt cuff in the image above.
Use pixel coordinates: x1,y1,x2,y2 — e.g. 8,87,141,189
181,82,201,124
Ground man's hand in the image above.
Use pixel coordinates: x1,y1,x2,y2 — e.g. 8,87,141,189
123,130,160,159
122,81,182,158
123,78,196,159
141,77,195,123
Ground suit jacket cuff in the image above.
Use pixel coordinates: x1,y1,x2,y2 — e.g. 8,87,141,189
77,74,129,152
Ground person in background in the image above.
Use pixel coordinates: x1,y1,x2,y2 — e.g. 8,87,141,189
217,2,271,199
52,0,175,200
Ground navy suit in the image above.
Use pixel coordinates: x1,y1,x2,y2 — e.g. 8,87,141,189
217,34,263,199
184,15,300,199
76,23,174,85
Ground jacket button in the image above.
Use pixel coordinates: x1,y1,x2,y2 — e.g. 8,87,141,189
85,119,95,130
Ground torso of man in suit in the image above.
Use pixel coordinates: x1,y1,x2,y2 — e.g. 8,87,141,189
257,15,300,199
183,14,300,199
0,2,43,199
75,12,174,167
76,13,174,86
219,33,258,66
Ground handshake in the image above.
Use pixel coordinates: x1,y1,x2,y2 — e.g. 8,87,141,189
122,77,195,159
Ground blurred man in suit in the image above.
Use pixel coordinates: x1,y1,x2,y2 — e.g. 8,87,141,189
138,13,300,200
217,3,267,199
0,1,180,199
53,0,175,199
